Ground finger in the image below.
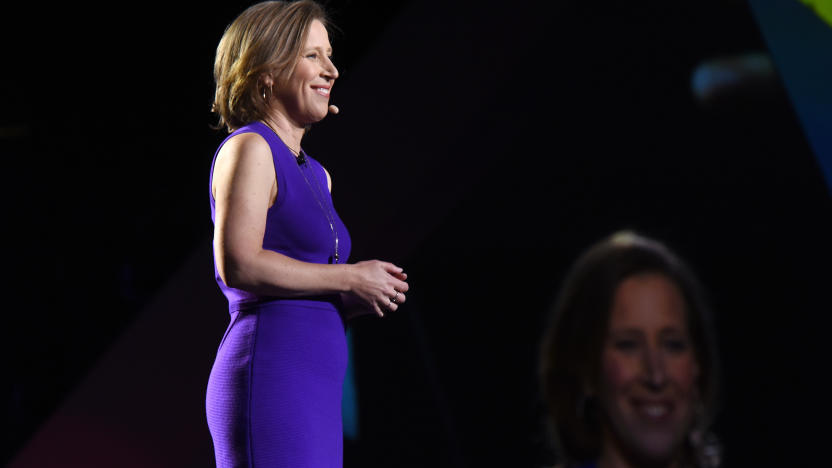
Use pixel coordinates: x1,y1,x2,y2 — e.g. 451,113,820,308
382,295,398,312
381,262,404,275
390,289,402,304
328,104,339,114
394,280,409,293
390,289,406,305
391,271,407,281
370,296,384,317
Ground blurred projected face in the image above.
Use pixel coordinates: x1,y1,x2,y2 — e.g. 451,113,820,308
598,273,700,465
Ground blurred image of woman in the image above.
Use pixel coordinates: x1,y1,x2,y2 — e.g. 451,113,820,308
539,231,720,468
205,1,408,466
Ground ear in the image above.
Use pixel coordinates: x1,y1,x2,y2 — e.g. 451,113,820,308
260,72,275,91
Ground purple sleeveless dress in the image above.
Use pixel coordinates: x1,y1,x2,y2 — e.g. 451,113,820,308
206,121,351,467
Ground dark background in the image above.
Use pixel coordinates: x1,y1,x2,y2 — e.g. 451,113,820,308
2,0,830,467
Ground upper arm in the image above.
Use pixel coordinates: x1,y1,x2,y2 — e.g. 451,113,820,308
323,166,332,192
212,132,277,278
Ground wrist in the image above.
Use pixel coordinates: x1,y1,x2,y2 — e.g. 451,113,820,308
338,263,356,293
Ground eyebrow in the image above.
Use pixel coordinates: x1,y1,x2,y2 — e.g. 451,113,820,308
608,327,687,336
305,45,333,54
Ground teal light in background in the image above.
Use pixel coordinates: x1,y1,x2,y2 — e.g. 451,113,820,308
748,0,832,195
342,328,359,440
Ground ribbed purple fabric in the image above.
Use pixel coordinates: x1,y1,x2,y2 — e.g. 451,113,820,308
206,121,351,467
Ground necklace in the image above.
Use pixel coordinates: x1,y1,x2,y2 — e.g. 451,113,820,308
261,120,340,264
296,149,340,264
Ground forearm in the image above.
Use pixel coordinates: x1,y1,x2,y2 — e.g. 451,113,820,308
223,248,353,297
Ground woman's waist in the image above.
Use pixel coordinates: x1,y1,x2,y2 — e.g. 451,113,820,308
229,294,342,314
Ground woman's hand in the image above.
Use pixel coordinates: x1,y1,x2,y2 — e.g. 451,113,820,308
343,260,409,318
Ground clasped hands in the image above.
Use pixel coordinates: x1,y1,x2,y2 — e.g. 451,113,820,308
342,260,409,319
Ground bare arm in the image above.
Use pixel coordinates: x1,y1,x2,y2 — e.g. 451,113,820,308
212,132,408,315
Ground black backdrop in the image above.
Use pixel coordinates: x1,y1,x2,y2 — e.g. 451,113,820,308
3,1,830,467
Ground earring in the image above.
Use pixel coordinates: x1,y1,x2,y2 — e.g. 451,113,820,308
688,400,721,468
262,83,273,102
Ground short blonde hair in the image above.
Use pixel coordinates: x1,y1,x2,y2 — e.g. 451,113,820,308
212,0,328,132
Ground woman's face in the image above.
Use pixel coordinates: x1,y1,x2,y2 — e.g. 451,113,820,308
274,19,338,125
598,273,700,465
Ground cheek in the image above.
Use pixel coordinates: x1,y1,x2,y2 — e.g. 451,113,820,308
295,66,318,88
601,351,638,392
669,356,700,396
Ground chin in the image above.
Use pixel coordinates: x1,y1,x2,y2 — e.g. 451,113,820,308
623,429,689,467
604,409,693,467
305,112,327,125
636,435,679,460
310,103,330,122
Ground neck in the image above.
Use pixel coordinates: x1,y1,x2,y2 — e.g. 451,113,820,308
598,433,682,468
597,452,682,468
262,110,305,157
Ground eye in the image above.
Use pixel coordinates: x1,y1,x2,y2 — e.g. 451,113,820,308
306,52,318,59
612,339,639,352
663,338,690,353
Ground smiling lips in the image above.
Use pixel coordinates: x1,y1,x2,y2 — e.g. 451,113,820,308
632,399,674,422
312,85,330,97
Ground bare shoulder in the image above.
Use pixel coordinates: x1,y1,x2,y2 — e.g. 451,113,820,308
216,131,271,167
212,131,276,199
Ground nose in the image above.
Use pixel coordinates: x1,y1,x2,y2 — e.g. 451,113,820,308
323,56,339,80
642,346,667,390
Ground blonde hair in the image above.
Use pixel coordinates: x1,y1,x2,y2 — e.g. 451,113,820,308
212,0,327,132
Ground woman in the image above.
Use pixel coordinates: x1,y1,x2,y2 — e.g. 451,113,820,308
205,1,408,466
539,231,721,468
